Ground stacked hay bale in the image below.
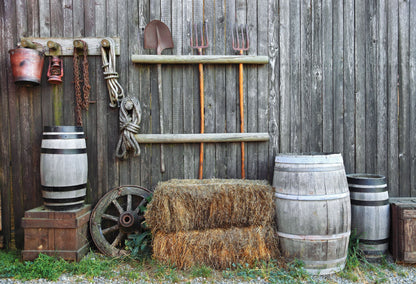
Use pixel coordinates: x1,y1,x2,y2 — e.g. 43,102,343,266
145,179,279,269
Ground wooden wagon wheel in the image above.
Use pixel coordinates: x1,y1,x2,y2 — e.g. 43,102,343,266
90,185,152,257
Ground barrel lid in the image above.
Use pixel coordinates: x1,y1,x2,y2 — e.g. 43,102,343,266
347,173,386,185
274,152,343,164
43,126,84,132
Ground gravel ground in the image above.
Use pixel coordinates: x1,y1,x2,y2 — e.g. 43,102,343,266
1,255,415,283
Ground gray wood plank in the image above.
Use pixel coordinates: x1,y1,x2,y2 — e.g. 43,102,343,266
410,0,416,197
213,0,227,179
387,0,399,196
322,0,333,153
128,0,142,187
118,0,130,185
106,0,120,189
225,0,238,178
290,0,301,153
354,0,366,173
257,0,270,180
343,0,355,173
247,0,258,179
182,0,197,179
333,0,344,155
365,0,377,173
398,0,410,197
204,1,216,179
95,0,109,199
138,0,152,187
300,0,311,153
311,0,323,152
376,0,388,178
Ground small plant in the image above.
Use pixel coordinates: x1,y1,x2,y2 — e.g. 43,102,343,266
190,264,213,278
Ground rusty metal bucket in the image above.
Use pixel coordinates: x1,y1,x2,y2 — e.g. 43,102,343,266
9,47,44,86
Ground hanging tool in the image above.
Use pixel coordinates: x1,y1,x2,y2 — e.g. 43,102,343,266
144,20,174,173
47,41,63,85
73,40,91,126
190,21,209,179
232,24,249,179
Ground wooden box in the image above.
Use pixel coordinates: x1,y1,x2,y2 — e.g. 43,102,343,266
21,204,91,261
390,198,416,263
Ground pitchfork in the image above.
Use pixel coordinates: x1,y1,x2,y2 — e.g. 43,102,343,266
232,24,249,179
190,21,209,179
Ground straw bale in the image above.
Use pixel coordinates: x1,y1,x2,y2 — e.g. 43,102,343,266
145,179,275,234
152,225,279,270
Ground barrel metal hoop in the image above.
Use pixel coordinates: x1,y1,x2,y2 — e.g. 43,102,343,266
42,183,87,192
350,199,389,206
275,192,349,201
43,126,84,132
42,134,85,139
275,153,343,164
302,256,348,266
274,165,344,172
362,250,386,256
43,196,85,203
41,148,87,154
348,185,387,193
359,238,389,245
277,231,350,241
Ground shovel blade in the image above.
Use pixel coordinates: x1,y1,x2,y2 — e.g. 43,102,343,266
144,20,174,54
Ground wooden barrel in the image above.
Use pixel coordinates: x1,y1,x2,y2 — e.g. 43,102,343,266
347,174,389,260
40,126,88,210
273,153,351,275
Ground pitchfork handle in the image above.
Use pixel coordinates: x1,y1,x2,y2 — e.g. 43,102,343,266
239,50,245,179
158,63,165,173
198,62,205,179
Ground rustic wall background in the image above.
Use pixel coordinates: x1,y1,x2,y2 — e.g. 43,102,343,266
1,0,415,248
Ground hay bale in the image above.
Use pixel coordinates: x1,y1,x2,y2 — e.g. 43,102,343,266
153,225,279,270
145,179,275,233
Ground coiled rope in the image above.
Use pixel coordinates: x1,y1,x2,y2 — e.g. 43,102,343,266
101,37,142,159
100,37,124,107
116,96,142,159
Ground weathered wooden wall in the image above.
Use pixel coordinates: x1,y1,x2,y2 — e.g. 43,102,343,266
1,0,415,248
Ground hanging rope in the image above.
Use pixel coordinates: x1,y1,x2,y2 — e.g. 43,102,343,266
116,96,142,159
100,37,124,107
73,41,91,126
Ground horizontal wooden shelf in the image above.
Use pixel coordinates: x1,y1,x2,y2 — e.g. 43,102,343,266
131,55,269,64
134,133,270,143
20,37,120,56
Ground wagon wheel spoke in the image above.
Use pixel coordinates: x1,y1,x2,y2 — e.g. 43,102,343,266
127,194,132,211
102,224,119,235
133,198,147,214
111,231,125,247
112,199,124,214
102,214,118,222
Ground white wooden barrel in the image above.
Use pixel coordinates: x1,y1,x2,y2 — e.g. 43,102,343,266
347,174,389,260
40,126,88,210
273,153,351,275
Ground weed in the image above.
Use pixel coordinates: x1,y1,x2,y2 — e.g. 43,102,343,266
190,264,213,278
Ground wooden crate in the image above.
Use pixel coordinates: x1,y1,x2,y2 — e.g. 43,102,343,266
21,205,91,261
390,198,416,263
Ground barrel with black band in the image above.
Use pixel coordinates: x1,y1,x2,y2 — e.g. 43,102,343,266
347,173,389,260
273,153,351,275
40,126,88,210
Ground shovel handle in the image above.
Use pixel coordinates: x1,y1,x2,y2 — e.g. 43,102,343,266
158,63,165,173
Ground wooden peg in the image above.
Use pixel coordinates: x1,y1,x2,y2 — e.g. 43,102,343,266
20,39,38,49
47,41,61,56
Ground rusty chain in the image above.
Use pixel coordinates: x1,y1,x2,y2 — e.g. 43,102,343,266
73,41,90,126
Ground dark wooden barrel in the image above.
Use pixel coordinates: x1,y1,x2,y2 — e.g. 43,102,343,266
347,174,389,260
273,153,351,275
40,126,88,210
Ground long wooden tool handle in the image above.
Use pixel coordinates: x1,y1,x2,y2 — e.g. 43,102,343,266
199,62,205,179
158,63,165,173
239,59,245,179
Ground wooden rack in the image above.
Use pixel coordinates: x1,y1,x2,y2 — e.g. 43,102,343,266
131,55,268,64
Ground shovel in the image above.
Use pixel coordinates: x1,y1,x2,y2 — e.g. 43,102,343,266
144,20,174,173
